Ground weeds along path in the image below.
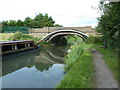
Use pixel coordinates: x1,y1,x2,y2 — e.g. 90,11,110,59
93,50,118,88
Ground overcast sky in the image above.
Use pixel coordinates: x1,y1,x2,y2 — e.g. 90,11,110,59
0,0,100,27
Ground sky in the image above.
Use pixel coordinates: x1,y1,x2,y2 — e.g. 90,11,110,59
0,0,100,27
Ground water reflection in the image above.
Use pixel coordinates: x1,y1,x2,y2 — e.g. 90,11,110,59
1,45,69,88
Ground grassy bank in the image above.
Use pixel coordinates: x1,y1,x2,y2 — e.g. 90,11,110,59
6,32,49,46
96,47,118,81
57,44,95,88
0,32,51,46
0,33,14,41
56,34,118,88
64,44,84,71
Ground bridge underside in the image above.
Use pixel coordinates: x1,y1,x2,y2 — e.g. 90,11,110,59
41,30,89,43
50,35,67,44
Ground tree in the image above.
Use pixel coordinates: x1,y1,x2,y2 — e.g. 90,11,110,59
2,21,9,26
24,17,34,27
2,13,62,28
17,20,24,26
8,20,17,26
34,13,55,28
96,1,120,49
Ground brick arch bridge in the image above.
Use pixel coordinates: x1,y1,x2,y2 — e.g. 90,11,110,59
38,29,89,43
29,26,97,38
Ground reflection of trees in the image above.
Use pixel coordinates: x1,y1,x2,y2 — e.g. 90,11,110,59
32,45,69,71
2,45,69,76
33,52,55,71
34,63,53,71
43,50,64,64
2,55,35,76
47,45,70,57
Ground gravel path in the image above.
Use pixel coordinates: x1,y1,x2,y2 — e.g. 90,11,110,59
93,50,118,88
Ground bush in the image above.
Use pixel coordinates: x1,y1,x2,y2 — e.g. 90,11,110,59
36,40,50,46
85,36,103,44
8,32,40,44
66,35,83,45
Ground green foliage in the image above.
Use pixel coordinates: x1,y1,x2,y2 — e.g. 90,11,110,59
8,20,18,26
66,35,83,45
57,44,94,88
85,36,103,44
11,32,23,41
2,21,9,26
34,13,55,28
65,44,84,71
2,13,62,28
24,17,34,27
36,41,50,46
63,35,85,71
17,20,24,26
96,1,120,49
8,32,40,44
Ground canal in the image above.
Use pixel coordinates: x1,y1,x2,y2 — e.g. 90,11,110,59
1,45,69,88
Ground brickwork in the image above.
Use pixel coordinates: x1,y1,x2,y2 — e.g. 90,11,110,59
29,26,97,38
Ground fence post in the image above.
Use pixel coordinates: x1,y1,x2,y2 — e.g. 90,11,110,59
48,27,49,34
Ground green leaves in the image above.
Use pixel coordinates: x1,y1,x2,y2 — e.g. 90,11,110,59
65,44,84,71
7,32,40,44
96,2,120,49
2,13,62,28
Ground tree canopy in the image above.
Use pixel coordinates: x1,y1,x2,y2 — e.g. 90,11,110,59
96,1,120,49
2,13,62,28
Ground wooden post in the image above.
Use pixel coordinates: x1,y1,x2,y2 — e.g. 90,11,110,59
15,45,17,49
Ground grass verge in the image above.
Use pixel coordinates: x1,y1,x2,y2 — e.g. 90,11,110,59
56,44,95,88
0,33,14,41
64,44,84,71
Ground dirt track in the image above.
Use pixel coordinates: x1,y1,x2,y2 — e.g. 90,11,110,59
93,50,118,88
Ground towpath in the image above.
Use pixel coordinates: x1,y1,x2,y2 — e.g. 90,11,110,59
93,50,118,88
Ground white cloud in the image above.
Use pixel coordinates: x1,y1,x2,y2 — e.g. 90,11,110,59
0,0,100,27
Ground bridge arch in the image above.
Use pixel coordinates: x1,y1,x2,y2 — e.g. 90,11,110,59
41,29,89,42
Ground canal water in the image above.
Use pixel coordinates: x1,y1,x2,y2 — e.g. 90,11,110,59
1,45,69,88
